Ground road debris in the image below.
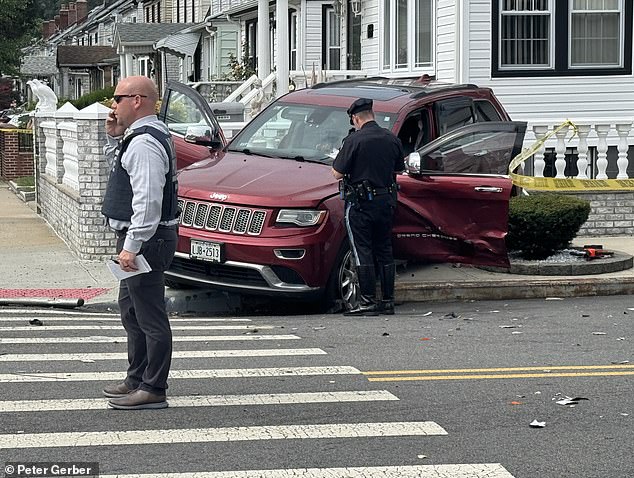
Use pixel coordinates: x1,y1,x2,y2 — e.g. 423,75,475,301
529,420,546,428
592,332,607,335
554,395,589,406
28,318,43,326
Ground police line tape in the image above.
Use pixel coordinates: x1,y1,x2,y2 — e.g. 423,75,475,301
0,128,33,134
507,119,634,191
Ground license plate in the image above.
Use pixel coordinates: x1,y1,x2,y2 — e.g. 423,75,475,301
190,239,224,263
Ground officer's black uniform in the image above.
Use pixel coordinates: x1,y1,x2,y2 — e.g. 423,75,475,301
333,98,404,315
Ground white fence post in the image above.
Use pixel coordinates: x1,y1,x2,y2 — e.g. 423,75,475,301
594,124,611,180
615,123,632,179
554,125,569,178
575,124,591,179
532,125,549,177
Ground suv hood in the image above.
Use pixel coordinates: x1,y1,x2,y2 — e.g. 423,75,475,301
177,152,339,207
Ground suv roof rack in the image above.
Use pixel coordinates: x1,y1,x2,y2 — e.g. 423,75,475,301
310,76,480,98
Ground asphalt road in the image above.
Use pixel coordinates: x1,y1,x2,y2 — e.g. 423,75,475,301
1,295,632,477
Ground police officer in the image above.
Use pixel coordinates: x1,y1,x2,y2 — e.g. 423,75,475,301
332,98,404,315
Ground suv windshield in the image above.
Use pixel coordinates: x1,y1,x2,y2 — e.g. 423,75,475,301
228,102,396,164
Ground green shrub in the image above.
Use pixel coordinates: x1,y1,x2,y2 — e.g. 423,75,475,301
506,193,590,260
70,86,115,110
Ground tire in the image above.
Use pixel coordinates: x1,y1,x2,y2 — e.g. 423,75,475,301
324,242,360,313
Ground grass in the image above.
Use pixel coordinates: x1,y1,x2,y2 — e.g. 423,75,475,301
13,176,34,188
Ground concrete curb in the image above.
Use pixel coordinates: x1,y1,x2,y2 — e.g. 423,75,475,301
395,276,634,302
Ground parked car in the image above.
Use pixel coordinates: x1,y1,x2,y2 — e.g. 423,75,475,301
158,79,526,310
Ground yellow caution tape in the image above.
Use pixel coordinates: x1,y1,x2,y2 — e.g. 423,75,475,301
0,128,33,133
508,119,634,191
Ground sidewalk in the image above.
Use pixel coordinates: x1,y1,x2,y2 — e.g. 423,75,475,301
2,180,634,312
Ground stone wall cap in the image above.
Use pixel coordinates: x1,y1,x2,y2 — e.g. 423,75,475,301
75,102,111,120
55,102,79,119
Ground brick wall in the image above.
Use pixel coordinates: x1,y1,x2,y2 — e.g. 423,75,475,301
34,104,117,260
571,191,634,237
0,130,34,180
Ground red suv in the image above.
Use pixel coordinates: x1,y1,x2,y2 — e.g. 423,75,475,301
158,79,526,309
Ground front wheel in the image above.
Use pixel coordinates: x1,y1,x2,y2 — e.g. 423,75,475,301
324,244,360,312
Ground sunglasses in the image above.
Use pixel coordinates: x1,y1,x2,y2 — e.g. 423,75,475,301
113,94,147,103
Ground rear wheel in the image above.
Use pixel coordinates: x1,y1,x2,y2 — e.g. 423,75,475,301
324,243,360,312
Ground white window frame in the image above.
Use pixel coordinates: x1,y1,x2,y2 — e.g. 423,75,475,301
290,11,298,71
569,0,624,69
138,56,150,77
499,0,554,71
325,7,342,70
381,0,435,75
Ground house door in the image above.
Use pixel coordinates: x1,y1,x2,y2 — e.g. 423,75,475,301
346,1,361,69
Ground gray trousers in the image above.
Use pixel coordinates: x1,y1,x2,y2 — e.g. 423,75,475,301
116,226,177,394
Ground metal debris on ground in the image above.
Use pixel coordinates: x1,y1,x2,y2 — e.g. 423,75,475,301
592,332,607,335
28,318,43,326
554,395,589,406
529,420,546,428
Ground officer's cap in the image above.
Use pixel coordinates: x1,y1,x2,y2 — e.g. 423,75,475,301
347,98,373,116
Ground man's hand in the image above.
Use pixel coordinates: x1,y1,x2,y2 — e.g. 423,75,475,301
106,110,126,138
117,249,138,272
332,168,344,179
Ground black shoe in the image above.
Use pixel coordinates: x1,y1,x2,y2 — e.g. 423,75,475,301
344,301,379,316
379,300,395,315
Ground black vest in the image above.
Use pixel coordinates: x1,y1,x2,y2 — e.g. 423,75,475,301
101,126,178,222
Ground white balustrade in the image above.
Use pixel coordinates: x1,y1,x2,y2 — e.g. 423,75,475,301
594,124,610,180
532,125,549,177
40,120,57,177
523,120,634,181
615,123,632,179
575,124,591,179
59,122,79,190
554,125,569,178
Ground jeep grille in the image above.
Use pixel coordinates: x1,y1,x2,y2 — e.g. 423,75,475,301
178,199,267,235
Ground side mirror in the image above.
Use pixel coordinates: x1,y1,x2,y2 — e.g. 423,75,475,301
406,151,421,175
184,125,222,149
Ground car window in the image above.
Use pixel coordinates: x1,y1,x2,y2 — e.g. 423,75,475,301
474,100,502,122
420,130,519,175
398,110,432,156
229,102,397,163
164,90,209,136
435,97,475,135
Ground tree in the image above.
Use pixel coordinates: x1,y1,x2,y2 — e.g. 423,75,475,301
0,0,38,76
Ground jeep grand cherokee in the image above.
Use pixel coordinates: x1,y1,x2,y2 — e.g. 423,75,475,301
158,78,526,309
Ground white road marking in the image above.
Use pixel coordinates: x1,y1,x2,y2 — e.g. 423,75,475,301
0,334,300,344
0,317,251,322
0,348,327,362
0,325,272,331
99,464,515,478
0,366,361,383
0,421,447,449
0,390,399,412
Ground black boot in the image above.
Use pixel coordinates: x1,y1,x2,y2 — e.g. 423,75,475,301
379,263,396,315
344,265,378,316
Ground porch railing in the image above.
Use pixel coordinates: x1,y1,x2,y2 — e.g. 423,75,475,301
522,119,634,180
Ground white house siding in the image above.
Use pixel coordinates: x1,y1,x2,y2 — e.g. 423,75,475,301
360,0,379,73
435,0,456,82
466,0,634,123
218,25,239,77
303,1,326,72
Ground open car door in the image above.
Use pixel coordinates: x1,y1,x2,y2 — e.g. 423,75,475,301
158,81,227,170
393,121,527,268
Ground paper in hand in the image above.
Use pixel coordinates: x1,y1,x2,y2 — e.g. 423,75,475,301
107,254,152,281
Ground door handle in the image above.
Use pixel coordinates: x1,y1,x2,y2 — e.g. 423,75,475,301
474,186,503,193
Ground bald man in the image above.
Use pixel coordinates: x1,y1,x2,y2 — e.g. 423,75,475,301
101,76,179,410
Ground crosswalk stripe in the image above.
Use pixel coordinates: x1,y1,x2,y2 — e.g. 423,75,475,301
0,348,327,362
0,325,273,331
0,390,399,412
0,365,361,383
0,334,301,344
0,421,447,449
99,464,515,478
0,317,251,322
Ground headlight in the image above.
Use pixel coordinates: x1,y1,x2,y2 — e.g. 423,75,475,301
276,209,326,227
